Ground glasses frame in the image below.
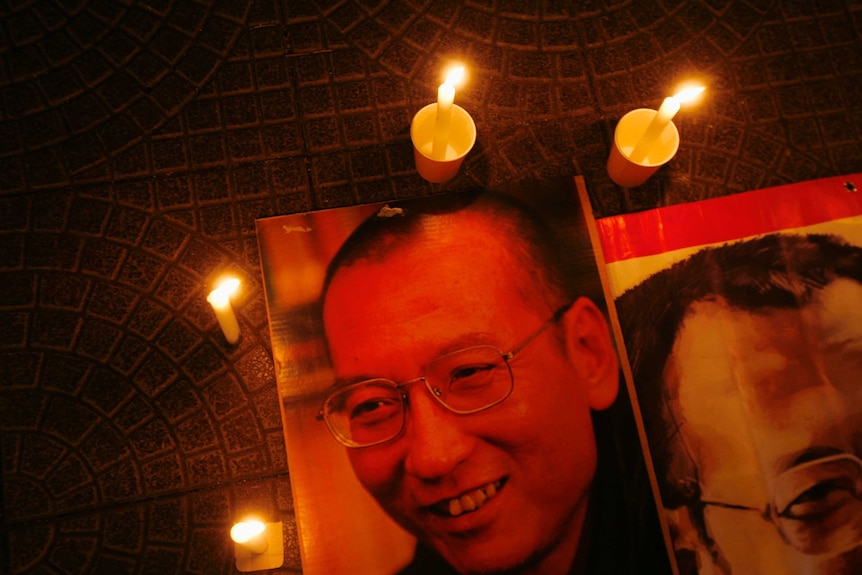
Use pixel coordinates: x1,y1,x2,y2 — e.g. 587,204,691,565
317,302,573,448
672,410,862,556
697,453,862,515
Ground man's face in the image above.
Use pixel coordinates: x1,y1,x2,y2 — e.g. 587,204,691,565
665,279,862,575
322,219,605,574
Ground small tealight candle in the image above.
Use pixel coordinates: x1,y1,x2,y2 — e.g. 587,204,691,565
207,277,240,344
431,66,465,160
628,85,705,164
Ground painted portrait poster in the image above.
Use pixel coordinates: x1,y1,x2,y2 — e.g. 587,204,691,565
256,178,670,575
596,174,862,575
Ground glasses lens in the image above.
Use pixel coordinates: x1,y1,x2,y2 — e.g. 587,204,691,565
323,380,405,447
771,454,862,556
426,346,514,413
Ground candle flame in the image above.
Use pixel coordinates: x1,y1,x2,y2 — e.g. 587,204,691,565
208,277,240,305
672,86,705,104
231,520,265,543
444,66,465,88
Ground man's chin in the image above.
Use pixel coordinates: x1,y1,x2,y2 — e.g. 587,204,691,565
442,552,529,575
392,492,585,574
430,534,549,575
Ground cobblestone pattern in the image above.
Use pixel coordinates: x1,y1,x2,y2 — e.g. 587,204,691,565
1,0,861,573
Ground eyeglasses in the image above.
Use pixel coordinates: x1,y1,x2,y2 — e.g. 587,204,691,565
692,453,862,557
317,303,572,448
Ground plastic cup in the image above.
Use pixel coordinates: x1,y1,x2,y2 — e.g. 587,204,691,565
410,103,476,184
607,108,680,188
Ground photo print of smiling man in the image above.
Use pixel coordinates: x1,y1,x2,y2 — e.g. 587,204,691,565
256,177,671,575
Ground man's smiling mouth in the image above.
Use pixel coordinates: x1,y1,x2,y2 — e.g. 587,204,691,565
432,480,505,517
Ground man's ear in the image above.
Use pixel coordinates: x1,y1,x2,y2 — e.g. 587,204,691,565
561,297,619,410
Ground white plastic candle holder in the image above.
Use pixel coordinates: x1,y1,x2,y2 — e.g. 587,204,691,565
607,108,680,188
410,103,476,184
231,520,284,572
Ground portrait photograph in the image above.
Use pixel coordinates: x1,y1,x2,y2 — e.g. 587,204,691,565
256,177,670,575
597,173,862,575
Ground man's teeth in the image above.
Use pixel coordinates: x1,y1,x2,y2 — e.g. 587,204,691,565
447,481,499,517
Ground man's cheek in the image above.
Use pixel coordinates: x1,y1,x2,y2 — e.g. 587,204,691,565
349,450,402,496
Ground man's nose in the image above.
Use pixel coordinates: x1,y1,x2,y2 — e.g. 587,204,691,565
402,386,474,480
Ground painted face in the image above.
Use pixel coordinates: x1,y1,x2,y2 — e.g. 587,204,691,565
665,279,862,575
322,218,606,574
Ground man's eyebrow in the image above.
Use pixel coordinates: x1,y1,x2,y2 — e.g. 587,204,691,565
327,331,501,389
436,331,501,355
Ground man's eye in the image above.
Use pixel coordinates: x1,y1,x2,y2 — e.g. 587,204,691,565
348,397,401,423
449,364,496,389
780,478,857,520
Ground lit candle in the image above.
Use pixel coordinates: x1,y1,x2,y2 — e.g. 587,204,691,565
207,277,240,344
628,86,705,164
431,66,465,160
231,521,268,555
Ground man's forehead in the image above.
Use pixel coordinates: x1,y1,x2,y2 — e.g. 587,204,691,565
674,277,862,349
323,218,526,318
327,215,519,286
664,279,862,407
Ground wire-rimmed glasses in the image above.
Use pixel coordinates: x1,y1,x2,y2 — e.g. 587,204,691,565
692,453,862,557
317,303,571,448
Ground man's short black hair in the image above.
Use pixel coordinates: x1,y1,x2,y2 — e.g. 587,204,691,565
321,189,598,316
615,232,862,511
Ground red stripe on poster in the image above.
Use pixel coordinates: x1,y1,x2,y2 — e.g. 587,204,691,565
598,174,862,263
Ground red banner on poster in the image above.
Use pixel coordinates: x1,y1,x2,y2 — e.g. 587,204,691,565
598,174,862,263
